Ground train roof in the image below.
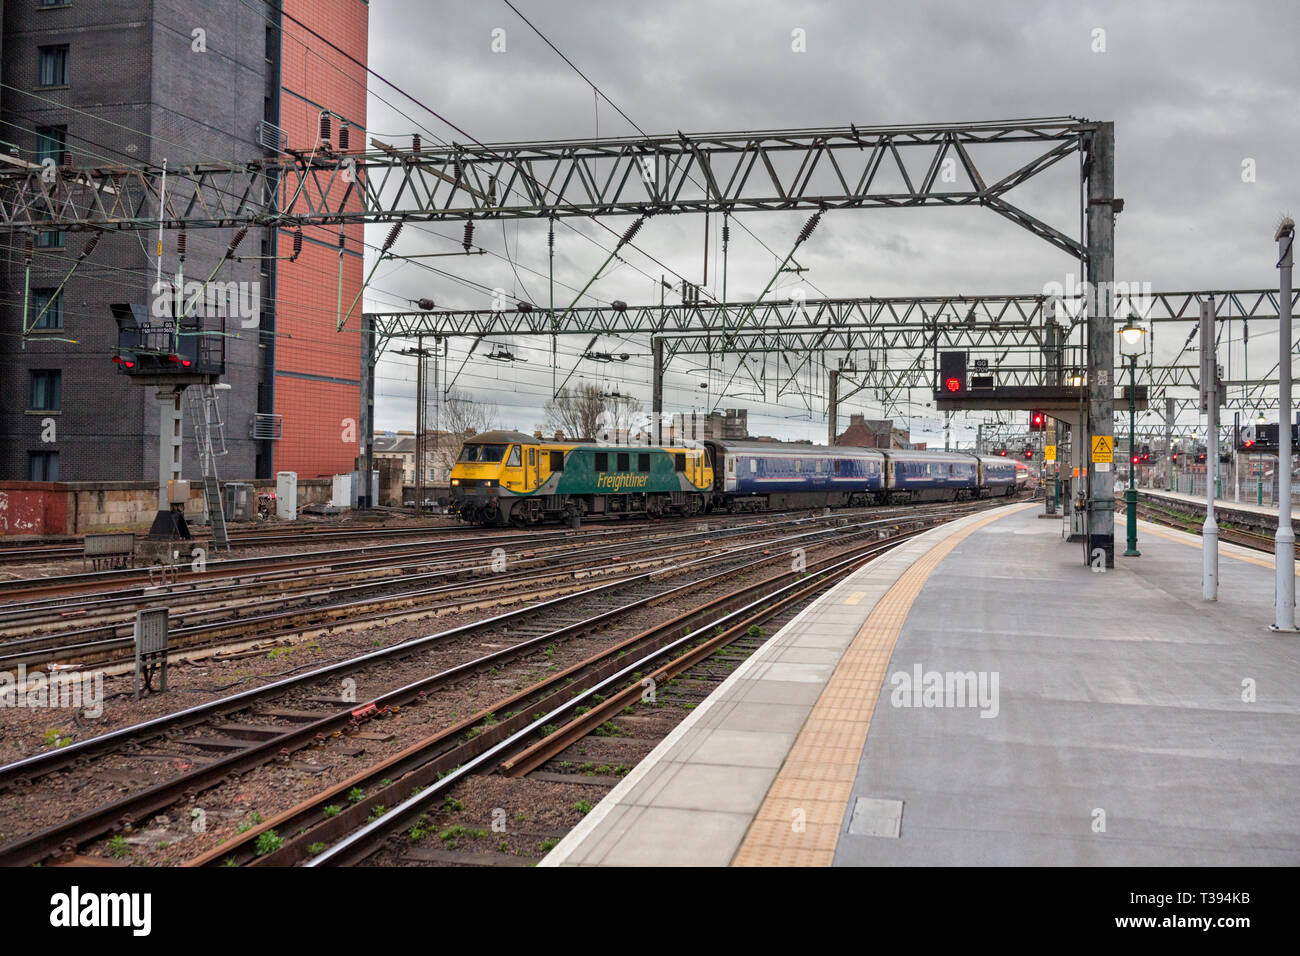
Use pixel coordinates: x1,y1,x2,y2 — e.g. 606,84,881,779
462,430,537,444
972,454,1019,466
878,448,979,462
710,440,884,456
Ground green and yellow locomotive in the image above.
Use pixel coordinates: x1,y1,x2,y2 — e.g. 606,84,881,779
449,430,712,527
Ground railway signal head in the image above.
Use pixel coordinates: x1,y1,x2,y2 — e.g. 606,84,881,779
1030,410,1046,431
938,351,967,396
1024,446,1033,460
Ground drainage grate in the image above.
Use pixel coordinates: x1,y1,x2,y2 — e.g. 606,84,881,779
848,796,904,838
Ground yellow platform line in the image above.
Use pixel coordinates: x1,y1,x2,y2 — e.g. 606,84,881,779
731,503,1033,867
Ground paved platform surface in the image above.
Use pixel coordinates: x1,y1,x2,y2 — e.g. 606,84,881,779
542,502,1300,867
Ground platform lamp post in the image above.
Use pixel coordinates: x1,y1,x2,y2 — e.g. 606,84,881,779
1119,317,1147,557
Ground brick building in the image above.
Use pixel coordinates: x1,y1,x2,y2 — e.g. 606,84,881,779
835,414,912,449
0,0,367,481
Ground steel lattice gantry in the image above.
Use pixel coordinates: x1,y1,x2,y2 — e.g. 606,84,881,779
2,118,1092,256
368,285,1296,402
1,116,1120,560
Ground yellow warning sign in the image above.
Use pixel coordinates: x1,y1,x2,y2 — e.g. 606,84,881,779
1045,445,1056,462
1091,435,1113,463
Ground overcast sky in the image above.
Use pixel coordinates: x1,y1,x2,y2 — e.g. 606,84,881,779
361,0,1298,446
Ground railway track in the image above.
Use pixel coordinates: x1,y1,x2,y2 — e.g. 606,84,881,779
0,499,1003,866
252,524,935,867
0,521,464,566
0,509,853,671
1125,500,1298,555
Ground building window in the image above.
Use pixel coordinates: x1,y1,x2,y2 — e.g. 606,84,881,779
38,0,72,7
30,369,61,410
35,229,64,249
31,288,63,329
29,451,60,481
35,125,67,165
37,45,69,87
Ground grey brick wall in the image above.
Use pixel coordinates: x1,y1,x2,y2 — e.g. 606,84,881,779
0,0,275,482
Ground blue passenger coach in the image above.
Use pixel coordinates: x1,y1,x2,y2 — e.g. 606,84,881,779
881,449,979,502
706,441,886,511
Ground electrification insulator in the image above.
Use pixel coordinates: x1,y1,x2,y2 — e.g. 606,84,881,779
62,151,73,168
338,230,346,251
383,220,403,251
417,298,435,310
23,233,34,261
453,158,463,183
338,124,349,151
227,225,249,255
411,133,421,154
292,228,303,259
111,171,122,189
618,216,645,249
722,222,730,244
547,221,555,248
796,211,821,244
81,232,101,259
176,229,187,258
320,113,332,143
462,219,474,252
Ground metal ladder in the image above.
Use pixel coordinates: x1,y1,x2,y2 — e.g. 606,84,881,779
186,385,229,549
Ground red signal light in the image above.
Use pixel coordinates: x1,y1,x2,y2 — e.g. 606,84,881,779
1132,455,1140,464
999,449,1007,456
944,377,961,393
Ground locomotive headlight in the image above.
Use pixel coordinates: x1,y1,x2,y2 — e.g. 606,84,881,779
451,479,460,486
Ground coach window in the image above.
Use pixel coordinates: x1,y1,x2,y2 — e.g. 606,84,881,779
638,452,650,472
550,450,564,471
595,452,609,472
674,453,687,472
528,448,536,467
834,460,841,474
617,452,630,472
507,445,521,467
748,459,757,474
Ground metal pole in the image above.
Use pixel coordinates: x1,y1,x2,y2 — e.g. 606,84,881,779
1201,300,1218,601
1085,122,1117,566
1124,355,1140,556
651,336,664,446
828,369,839,446
1274,219,1295,630
415,334,424,517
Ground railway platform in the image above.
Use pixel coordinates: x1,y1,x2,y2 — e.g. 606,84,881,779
1138,487,1300,524
541,500,1300,867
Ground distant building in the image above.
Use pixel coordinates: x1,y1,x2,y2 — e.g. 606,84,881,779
374,429,460,486
835,414,912,449
668,408,748,443
373,432,417,486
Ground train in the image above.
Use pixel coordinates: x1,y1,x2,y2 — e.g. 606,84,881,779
449,430,1024,527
